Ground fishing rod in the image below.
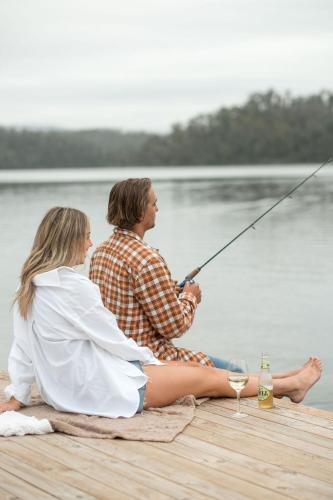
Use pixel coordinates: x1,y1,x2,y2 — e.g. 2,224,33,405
179,158,332,287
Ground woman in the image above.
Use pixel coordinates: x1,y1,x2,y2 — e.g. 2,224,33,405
0,207,322,418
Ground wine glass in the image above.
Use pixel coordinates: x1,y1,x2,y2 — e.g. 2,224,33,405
227,359,249,418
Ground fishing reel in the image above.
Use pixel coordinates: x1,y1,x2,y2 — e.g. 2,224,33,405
178,278,195,289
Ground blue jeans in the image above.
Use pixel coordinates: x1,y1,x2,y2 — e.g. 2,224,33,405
209,356,243,372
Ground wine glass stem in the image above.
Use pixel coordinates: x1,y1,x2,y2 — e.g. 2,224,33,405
236,390,241,414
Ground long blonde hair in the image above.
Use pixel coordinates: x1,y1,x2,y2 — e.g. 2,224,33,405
15,207,89,318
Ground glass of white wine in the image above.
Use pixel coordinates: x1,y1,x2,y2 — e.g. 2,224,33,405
227,359,249,418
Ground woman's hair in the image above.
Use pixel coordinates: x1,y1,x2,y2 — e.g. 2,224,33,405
107,178,151,229
15,207,89,318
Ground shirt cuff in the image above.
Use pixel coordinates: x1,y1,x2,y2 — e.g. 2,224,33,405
179,291,197,307
4,383,31,406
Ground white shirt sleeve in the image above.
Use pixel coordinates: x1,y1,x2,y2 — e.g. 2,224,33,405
5,304,35,405
70,278,162,365
5,338,35,406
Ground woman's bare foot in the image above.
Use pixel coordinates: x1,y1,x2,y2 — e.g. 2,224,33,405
287,359,322,403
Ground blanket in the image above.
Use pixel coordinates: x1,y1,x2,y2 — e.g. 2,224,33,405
0,371,205,442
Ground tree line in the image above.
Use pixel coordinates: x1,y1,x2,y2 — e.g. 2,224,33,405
1,90,332,169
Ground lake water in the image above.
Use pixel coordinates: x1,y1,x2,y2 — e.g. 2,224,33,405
1,165,332,410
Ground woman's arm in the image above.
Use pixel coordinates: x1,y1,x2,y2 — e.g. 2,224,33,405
4,313,36,407
69,275,161,364
74,301,161,364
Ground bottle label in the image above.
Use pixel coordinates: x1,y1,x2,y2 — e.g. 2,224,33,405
258,385,271,401
260,359,270,370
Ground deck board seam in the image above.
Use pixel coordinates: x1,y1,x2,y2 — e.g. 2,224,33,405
206,400,333,428
0,462,62,499
192,416,333,459
147,442,302,500
14,437,172,500
64,435,223,500
197,407,333,445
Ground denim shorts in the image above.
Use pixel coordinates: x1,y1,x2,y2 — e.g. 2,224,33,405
130,360,146,413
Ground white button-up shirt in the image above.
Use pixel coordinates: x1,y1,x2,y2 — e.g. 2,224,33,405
5,267,161,418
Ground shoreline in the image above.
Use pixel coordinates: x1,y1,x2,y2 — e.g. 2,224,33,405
1,163,333,185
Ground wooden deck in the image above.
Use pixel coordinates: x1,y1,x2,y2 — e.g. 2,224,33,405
1,397,333,499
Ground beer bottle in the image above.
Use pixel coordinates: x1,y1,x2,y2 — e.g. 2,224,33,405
258,352,274,409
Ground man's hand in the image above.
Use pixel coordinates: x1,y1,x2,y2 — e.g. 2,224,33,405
183,282,202,304
0,396,22,413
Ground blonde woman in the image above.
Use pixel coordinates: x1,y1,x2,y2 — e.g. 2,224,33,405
0,207,322,417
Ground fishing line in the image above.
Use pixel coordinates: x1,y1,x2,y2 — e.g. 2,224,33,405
179,158,332,287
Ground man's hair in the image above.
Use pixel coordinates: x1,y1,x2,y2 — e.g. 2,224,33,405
107,178,152,229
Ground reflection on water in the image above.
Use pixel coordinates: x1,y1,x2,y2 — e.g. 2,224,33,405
1,168,332,410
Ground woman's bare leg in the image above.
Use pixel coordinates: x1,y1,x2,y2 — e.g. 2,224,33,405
164,360,204,368
143,364,233,408
143,358,322,408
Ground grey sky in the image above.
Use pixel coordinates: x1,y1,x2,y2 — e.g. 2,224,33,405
0,0,332,132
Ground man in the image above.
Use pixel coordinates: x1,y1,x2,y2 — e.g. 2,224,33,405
89,178,230,368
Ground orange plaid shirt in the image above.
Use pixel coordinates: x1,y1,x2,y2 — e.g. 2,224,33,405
89,228,213,365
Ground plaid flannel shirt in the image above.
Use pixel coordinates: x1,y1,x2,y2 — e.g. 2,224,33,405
89,228,213,365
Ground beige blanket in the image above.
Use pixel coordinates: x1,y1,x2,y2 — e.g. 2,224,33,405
0,372,205,442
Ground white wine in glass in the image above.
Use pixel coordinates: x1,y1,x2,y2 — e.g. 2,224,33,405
227,359,249,418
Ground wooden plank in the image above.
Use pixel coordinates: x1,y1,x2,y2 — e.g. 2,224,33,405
203,400,333,447
271,398,333,420
1,439,130,500
0,491,18,500
2,437,168,500
0,466,56,500
0,491,19,500
196,406,333,458
22,434,190,500
187,418,333,483
0,448,96,499
152,435,333,500
206,399,333,439
63,435,237,500
79,436,289,499
228,398,333,430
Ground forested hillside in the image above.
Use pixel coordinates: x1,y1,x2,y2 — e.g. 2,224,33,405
1,90,332,169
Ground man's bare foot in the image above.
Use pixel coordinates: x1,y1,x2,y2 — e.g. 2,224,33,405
272,357,314,379
287,359,322,403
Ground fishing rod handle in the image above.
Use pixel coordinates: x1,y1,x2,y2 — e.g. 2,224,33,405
178,267,201,288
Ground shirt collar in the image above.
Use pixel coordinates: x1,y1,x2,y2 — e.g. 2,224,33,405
113,227,160,253
33,267,75,287
113,227,143,242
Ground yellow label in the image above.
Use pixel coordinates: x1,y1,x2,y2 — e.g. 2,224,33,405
258,385,271,400
258,386,274,408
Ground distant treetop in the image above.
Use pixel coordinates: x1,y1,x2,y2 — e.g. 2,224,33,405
1,90,332,169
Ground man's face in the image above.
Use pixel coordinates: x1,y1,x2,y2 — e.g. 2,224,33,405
141,187,158,231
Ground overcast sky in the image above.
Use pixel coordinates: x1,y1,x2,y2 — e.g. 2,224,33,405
0,0,332,132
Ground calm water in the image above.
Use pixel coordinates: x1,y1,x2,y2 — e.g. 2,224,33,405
1,166,332,410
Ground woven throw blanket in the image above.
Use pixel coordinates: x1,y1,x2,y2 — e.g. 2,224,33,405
0,371,205,442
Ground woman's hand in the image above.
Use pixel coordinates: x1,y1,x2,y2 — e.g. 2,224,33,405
0,396,22,413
